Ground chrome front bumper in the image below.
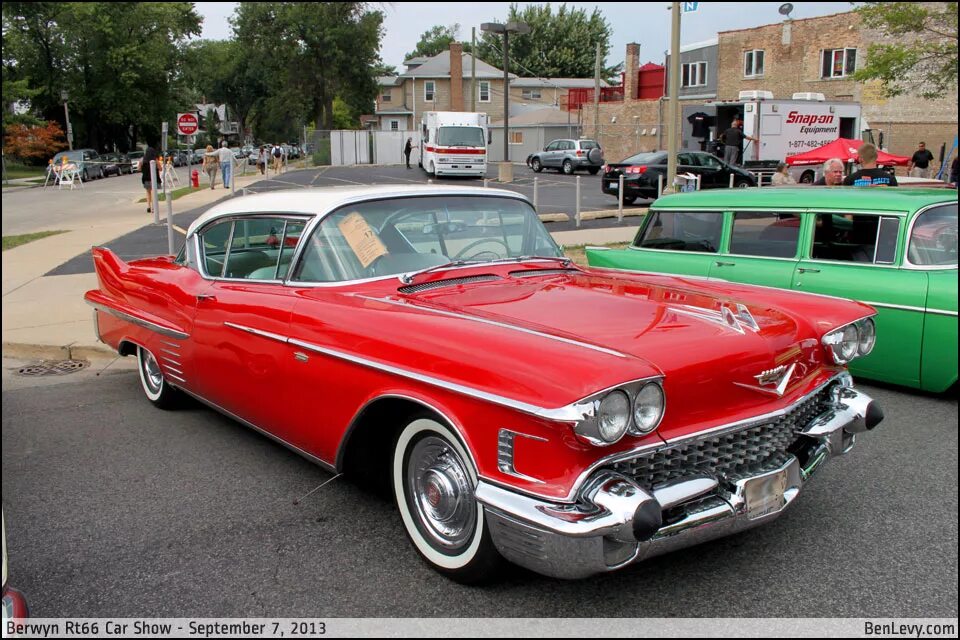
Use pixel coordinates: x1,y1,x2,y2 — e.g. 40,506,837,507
476,385,882,579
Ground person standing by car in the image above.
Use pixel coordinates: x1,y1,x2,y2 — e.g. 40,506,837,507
814,158,846,186
844,143,898,187
907,141,935,179
721,117,756,166
141,143,159,213
404,137,413,169
202,144,219,189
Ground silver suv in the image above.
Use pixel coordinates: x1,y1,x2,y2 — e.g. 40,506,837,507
527,139,603,175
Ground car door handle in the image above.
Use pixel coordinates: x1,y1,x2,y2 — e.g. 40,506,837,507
798,268,821,274
197,294,216,302
715,261,736,267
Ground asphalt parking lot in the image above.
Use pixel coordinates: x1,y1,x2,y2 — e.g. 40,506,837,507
47,164,646,277
1,360,957,617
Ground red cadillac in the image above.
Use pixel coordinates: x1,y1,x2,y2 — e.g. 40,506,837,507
85,186,883,582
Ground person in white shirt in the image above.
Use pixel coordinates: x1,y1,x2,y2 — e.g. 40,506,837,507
206,141,235,188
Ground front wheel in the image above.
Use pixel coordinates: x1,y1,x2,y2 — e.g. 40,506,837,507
735,178,751,188
531,157,543,173
393,418,502,583
137,346,180,409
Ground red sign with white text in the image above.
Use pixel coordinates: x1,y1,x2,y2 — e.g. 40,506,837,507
177,113,199,136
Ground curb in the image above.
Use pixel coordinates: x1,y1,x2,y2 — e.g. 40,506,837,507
539,208,648,224
2,341,117,362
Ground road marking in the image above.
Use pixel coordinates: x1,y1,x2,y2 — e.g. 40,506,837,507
315,175,365,185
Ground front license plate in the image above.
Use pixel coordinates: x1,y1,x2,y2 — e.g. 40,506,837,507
744,469,787,520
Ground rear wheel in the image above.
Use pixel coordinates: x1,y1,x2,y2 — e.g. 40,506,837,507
137,346,180,410
531,157,543,173
392,417,502,583
620,195,637,205
562,159,574,175
800,170,815,184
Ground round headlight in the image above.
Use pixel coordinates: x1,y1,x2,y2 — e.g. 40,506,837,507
633,383,665,434
857,318,876,356
598,391,630,443
839,323,860,362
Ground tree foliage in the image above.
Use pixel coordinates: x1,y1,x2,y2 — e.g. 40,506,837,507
853,2,958,99
3,121,66,160
473,3,618,81
405,24,461,61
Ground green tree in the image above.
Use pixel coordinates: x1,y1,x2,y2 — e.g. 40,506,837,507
404,24,460,61
473,3,618,81
853,2,958,99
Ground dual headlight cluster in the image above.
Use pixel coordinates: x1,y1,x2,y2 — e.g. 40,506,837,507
822,317,877,365
573,379,666,447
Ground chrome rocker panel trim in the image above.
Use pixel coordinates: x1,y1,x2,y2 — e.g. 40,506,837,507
475,386,881,579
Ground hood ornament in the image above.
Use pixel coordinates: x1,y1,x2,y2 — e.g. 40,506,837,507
735,362,796,397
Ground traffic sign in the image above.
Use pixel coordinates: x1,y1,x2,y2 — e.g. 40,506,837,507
683,2,699,12
177,113,199,136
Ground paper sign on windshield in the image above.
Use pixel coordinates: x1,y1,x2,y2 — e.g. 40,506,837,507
338,212,387,268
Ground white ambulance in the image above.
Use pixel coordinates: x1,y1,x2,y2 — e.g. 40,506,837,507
419,111,489,177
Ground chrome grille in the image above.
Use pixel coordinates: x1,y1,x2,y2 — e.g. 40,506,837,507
611,387,832,488
398,274,500,294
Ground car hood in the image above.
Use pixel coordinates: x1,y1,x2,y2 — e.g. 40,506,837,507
370,264,870,441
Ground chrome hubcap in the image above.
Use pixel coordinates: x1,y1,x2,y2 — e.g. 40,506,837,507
408,436,476,550
142,350,163,392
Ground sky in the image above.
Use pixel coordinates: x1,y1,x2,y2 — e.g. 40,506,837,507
193,2,857,71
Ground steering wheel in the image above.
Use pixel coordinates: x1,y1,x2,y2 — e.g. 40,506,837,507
451,238,511,261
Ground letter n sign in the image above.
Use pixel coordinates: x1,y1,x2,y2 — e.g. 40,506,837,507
682,2,699,12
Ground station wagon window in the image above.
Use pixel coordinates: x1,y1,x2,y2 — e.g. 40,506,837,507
811,213,900,264
291,196,561,282
908,203,958,267
635,211,723,253
730,212,800,258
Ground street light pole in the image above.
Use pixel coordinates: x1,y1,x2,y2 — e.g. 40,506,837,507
481,21,530,164
665,2,681,193
61,89,73,150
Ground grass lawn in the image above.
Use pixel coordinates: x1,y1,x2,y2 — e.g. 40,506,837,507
3,163,48,180
2,230,68,251
562,242,630,267
2,177,46,188
138,185,203,203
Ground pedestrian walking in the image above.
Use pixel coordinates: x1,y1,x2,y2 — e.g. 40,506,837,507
404,137,413,169
272,143,283,175
721,117,756,166
206,141,235,189
257,146,267,175
202,144,219,189
843,143,898,187
907,142,935,179
141,142,159,212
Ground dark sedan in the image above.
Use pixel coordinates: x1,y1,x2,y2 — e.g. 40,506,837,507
602,151,756,204
101,153,133,177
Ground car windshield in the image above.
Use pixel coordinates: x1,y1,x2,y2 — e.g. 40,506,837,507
622,152,666,165
437,126,485,147
291,195,562,282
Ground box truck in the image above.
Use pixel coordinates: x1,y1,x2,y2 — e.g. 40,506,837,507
420,111,489,177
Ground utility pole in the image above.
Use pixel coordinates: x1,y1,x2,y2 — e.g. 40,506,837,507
665,2,681,193
593,42,601,142
471,27,477,112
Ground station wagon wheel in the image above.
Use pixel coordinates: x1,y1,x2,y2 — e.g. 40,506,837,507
531,157,543,172
393,418,502,583
136,346,180,410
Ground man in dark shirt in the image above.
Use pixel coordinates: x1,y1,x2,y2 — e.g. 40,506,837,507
141,143,159,213
843,143,898,187
813,158,846,185
907,141,935,178
721,117,755,166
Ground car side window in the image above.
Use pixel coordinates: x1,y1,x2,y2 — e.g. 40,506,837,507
678,153,698,166
199,220,233,277
698,154,722,169
635,210,723,253
545,142,558,152
908,204,958,267
730,212,800,258
222,217,297,280
811,213,900,264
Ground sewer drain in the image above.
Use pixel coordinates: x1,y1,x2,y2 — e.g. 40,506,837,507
17,360,89,377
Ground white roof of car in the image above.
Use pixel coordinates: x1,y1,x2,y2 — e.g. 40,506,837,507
186,185,529,237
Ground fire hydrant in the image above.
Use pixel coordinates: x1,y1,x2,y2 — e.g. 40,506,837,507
191,169,200,188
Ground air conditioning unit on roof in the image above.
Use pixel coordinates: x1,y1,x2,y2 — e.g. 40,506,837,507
792,92,826,101
739,90,774,100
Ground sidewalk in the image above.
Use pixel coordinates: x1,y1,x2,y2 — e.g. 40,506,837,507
1,174,640,362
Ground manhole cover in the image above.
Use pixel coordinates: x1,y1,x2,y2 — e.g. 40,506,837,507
17,360,89,377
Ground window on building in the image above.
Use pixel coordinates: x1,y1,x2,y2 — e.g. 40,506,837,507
390,120,400,131
479,81,490,103
821,48,857,78
521,88,542,99
424,81,435,102
744,50,764,78
381,89,391,103
509,131,523,145
682,61,708,88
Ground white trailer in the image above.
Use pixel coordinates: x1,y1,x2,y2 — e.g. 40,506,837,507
420,111,489,177
682,92,864,183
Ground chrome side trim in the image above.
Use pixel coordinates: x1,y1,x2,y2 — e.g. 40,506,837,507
159,340,182,349
497,429,548,484
85,300,189,340
864,301,958,317
166,372,187,384
177,387,337,473
92,309,102,343
224,321,289,344
357,295,630,359
162,365,184,375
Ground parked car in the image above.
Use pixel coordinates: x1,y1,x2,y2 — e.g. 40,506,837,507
51,149,104,182
586,187,957,392
100,152,130,177
127,150,145,173
527,138,603,175
85,185,883,581
601,151,756,204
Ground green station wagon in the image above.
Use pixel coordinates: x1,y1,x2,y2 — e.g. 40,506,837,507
586,188,958,392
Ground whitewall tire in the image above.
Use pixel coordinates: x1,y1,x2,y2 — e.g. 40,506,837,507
137,346,179,410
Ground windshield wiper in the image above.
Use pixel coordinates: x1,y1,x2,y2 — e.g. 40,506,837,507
398,256,574,285
398,260,472,284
